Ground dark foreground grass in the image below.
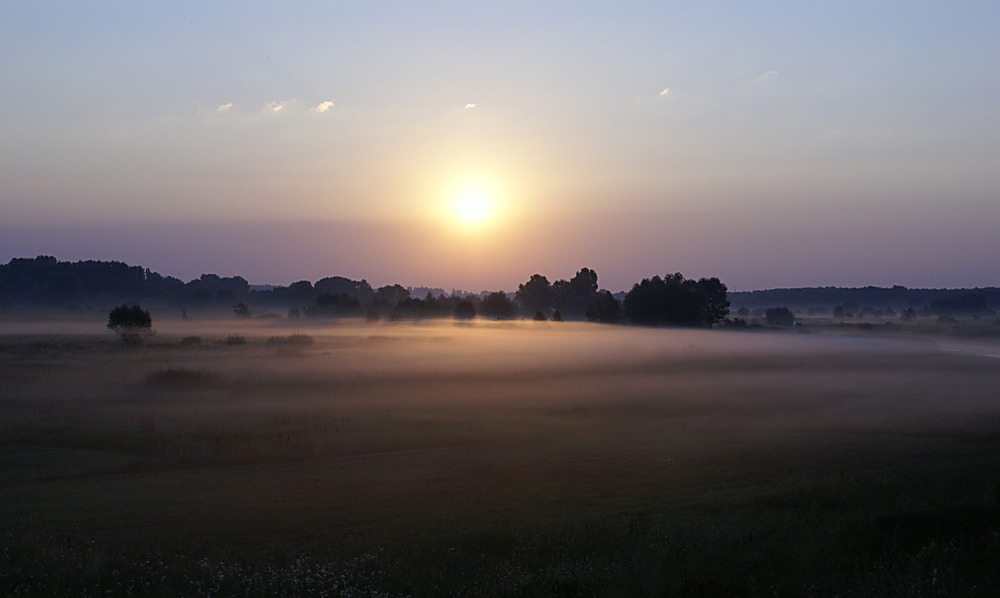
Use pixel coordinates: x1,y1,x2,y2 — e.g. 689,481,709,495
2,321,1000,596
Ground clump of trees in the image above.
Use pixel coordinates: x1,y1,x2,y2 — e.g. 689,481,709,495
587,291,621,324
480,292,516,319
454,299,476,320
622,274,729,327
514,268,619,323
107,304,153,344
927,293,993,317
516,275,554,316
765,307,795,326
305,293,362,317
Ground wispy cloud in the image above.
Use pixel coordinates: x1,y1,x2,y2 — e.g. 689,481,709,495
216,102,233,113
464,103,476,109
659,87,671,97
264,100,291,113
748,70,780,86
311,100,334,113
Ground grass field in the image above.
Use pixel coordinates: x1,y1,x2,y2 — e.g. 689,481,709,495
2,317,1000,596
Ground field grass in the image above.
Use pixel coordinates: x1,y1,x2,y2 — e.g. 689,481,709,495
2,317,1000,596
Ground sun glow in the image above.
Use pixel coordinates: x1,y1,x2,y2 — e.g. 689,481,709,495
455,191,491,225
428,170,523,236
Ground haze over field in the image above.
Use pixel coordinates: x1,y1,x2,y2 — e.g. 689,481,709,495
3,319,1000,593
3,2,1000,290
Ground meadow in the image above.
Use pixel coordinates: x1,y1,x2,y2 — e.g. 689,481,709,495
2,316,1000,596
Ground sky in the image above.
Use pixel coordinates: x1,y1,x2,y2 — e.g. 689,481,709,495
2,1,999,292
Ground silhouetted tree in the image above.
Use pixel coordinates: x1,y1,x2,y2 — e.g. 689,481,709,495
623,273,729,327
570,267,599,296
697,277,730,326
233,302,251,318
375,284,411,307
586,290,621,323
554,267,601,319
390,297,425,319
305,293,362,317
289,281,316,307
928,293,992,317
516,274,554,315
316,276,374,304
765,307,795,326
454,299,476,320
480,291,516,319
390,293,458,320
107,304,153,344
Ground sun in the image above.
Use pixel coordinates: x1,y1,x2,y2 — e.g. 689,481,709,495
454,190,492,226
436,173,512,233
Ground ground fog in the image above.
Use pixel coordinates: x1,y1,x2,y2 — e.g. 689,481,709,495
2,318,1000,595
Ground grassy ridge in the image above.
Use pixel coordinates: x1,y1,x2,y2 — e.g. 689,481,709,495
2,321,1000,595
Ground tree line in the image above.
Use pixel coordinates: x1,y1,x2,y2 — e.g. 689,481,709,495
1,256,735,328
281,267,729,327
730,285,1000,317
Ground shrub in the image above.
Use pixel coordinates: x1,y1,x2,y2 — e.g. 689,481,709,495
107,304,153,344
225,334,247,346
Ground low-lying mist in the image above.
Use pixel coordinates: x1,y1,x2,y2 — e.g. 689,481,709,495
4,317,1000,594
3,318,994,465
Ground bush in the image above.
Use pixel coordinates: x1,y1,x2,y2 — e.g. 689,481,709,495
225,334,247,346
107,304,153,344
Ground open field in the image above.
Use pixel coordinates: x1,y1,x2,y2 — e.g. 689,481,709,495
3,318,1000,596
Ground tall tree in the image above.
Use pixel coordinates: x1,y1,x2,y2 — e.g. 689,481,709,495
516,274,554,315
696,277,730,327
554,267,600,319
375,284,410,307
480,291,516,319
586,290,621,323
569,267,598,297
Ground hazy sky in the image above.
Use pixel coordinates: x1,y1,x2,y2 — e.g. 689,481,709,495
3,2,999,291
